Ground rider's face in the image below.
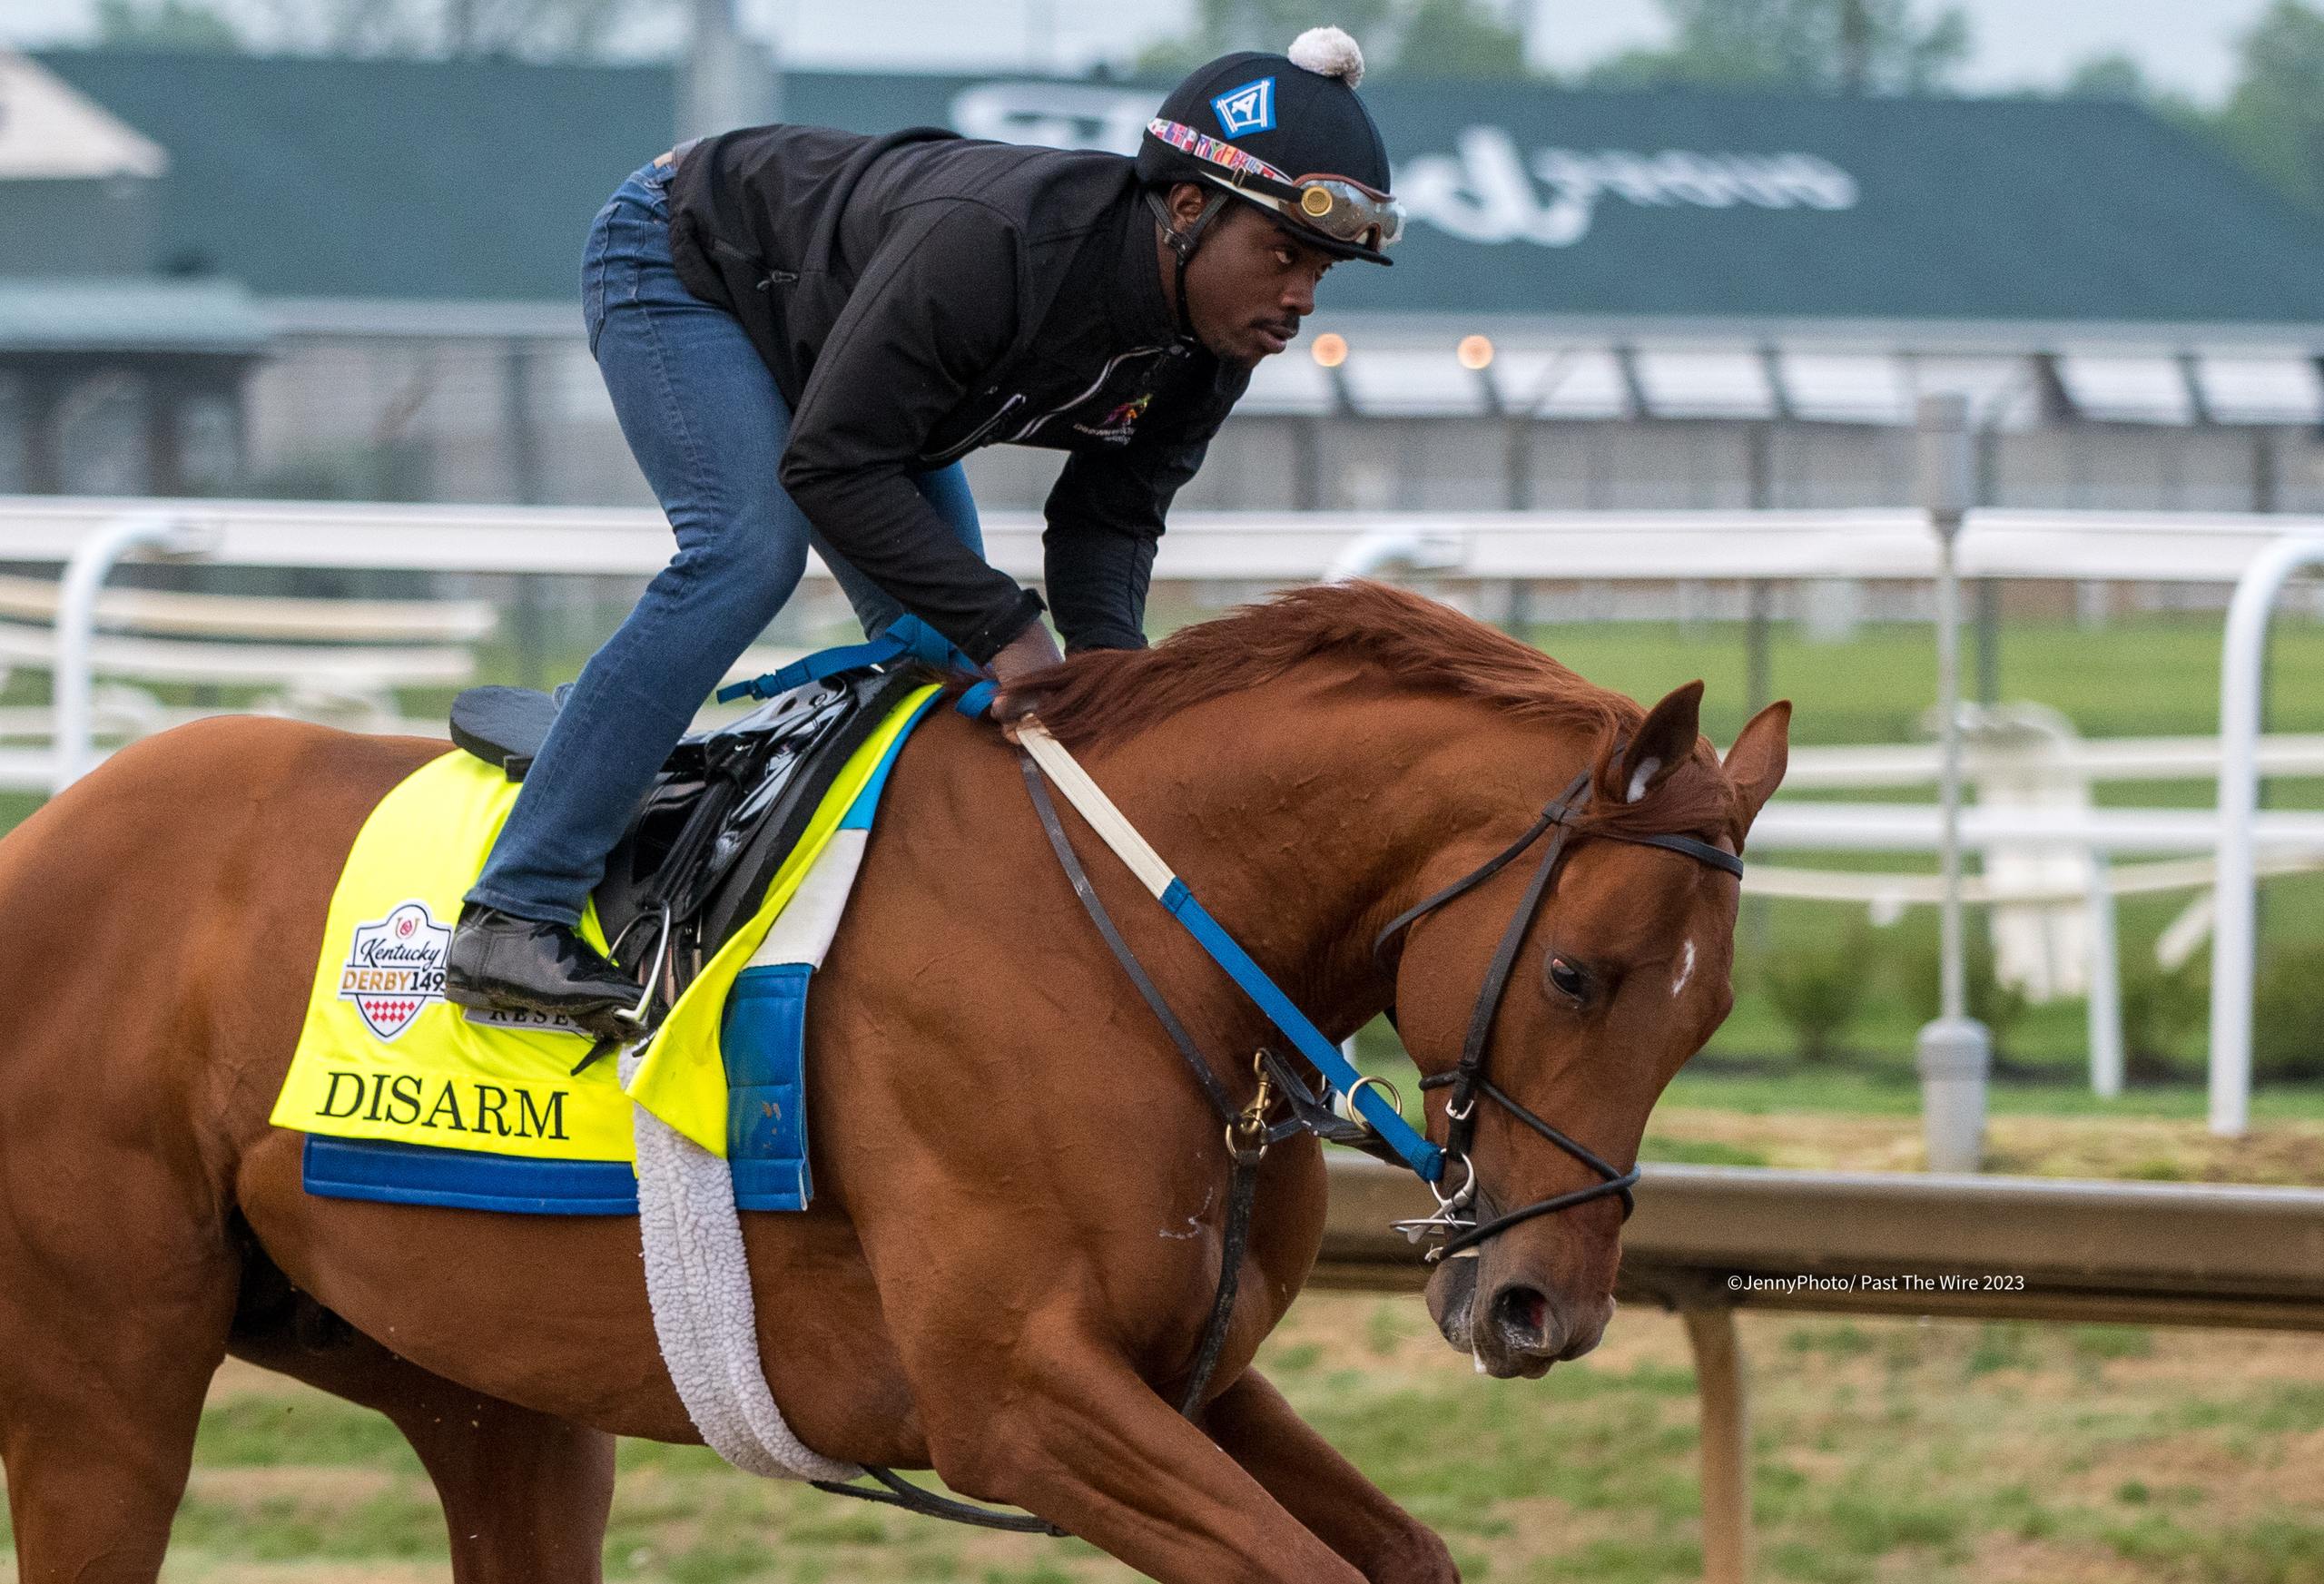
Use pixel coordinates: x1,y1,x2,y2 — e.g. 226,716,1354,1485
1169,187,1335,368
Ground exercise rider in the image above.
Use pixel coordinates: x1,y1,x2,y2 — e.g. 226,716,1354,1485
445,26,1404,1038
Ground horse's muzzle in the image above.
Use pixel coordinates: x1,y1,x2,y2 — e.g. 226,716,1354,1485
1423,1239,1613,1379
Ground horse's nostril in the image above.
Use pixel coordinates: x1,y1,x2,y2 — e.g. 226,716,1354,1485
1490,1284,1554,1351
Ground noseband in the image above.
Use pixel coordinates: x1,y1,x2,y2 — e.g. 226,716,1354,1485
1372,767,1744,1262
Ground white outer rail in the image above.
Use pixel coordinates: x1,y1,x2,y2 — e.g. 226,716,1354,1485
2208,535,2324,1137
1782,734,2324,787
1747,802,2324,853
53,513,220,792
7,498,2324,583
1322,524,1466,584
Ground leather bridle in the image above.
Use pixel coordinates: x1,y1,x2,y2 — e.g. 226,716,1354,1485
844,742,1746,1535
811,689,1749,1536
1371,767,1744,1263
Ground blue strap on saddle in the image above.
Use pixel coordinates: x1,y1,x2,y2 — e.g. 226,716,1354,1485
717,615,977,704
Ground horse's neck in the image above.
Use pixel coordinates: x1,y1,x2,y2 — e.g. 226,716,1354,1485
1075,678,1538,1038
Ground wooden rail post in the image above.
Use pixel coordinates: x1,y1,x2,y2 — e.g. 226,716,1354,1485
1680,1303,1752,1584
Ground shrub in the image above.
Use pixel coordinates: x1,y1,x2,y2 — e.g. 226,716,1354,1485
2252,943,2324,1082
1763,931,1870,1064
2121,959,2208,1082
1905,930,2029,1057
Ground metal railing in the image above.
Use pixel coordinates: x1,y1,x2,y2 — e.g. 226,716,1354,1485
7,496,2324,583
13,496,2324,1126
2210,534,2324,1135
1318,1156,2324,1584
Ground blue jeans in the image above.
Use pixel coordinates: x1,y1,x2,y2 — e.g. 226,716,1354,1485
468,158,983,927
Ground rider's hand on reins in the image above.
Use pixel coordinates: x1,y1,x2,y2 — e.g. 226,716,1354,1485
985,621,1064,734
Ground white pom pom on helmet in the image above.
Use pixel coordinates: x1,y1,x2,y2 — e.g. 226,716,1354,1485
1287,25,1365,86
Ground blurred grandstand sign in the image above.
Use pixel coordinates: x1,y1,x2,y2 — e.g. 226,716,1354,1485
956,81,1860,251
22,52,2324,327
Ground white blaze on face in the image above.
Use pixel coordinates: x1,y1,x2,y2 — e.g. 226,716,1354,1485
1671,938,1697,999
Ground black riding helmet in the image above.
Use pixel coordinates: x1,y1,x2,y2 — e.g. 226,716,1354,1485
1137,27,1402,342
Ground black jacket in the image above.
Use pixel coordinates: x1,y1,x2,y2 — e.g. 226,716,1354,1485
666,123,1249,661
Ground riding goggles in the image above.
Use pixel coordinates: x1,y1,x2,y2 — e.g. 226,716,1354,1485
1146,118,1405,251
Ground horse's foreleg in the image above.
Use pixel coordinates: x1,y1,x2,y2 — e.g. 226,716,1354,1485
1203,1368,1461,1583
919,1317,1366,1584
230,1318,614,1584
0,1180,239,1582
394,1389,615,1584
0,1318,228,1584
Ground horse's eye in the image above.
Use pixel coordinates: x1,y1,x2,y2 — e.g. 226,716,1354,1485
1545,954,1590,1002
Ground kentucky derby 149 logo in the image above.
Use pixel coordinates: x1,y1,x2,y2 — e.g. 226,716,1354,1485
338,900,451,1040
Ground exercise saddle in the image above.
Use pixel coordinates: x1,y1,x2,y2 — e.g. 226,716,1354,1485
448,645,934,1018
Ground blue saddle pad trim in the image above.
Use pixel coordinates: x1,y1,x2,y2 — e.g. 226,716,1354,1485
722,963,812,1211
302,1134,639,1215
840,687,941,831
718,684,941,1210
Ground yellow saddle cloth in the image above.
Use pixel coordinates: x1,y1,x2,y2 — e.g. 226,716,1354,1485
271,683,941,1213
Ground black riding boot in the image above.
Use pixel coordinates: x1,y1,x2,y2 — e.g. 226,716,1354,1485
445,904,641,1039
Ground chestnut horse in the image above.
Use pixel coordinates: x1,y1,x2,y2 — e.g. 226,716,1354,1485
0,582,1786,1584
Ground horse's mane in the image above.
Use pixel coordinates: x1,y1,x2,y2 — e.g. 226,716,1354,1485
1009,581,1740,843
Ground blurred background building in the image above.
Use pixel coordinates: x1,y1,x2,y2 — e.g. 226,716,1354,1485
2,0,2321,524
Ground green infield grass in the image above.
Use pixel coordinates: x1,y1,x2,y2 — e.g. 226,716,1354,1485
5,1287,2319,1584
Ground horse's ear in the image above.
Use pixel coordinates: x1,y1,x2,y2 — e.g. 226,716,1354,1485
1616,681,1704,803
1723,700,1792,836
